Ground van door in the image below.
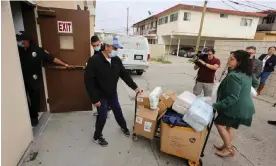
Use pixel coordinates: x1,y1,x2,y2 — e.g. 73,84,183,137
37,7,91,113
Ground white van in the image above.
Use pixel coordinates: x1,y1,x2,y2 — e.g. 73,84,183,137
117,36,150,75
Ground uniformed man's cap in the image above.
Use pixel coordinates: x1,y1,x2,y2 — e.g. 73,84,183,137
16,34,21,41
19,32,32,41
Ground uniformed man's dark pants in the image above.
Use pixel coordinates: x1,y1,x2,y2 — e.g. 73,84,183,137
25,83,40,120
94,95,127,140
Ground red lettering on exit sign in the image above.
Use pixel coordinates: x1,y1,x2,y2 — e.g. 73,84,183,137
57,21,73,33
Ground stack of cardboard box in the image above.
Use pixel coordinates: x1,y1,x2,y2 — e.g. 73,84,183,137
134,89,209,164
134,90,176,139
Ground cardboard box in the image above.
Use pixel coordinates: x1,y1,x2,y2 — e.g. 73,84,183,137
137,92,150,108
134,107,158,139
160,90,177,108
157,101,167,116
160,120,207,162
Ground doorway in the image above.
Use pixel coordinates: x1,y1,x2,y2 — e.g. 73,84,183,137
10,1,92,118
10,1,48,131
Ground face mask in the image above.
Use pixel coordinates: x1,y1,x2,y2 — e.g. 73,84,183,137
94,46,101,51
17,41,24,48
109,50,118,57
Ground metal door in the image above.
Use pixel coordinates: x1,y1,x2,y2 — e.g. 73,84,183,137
37,7,91,113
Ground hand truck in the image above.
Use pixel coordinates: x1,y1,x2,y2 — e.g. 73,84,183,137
132,92,216,166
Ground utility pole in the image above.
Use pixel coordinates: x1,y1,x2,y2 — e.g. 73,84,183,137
195,0,208,54
127,7,129,35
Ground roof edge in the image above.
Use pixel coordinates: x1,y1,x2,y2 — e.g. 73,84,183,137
132,15,157,26
155,3,267,18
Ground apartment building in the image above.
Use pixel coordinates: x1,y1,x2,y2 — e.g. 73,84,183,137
133,15,158,44
133,4,266,53
254,10,276,41
2,1,95,166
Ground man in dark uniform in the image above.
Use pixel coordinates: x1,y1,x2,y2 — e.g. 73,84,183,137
90,35,112,117
18,32,74,126
85,36,142,147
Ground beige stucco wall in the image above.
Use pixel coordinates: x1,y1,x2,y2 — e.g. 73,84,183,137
36,0,82,10
149,44,165,58
90,15,95,55
254,32,276,41
1,2,34,166
214,40,276,98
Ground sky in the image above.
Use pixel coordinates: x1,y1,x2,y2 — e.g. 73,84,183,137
95,0,276,35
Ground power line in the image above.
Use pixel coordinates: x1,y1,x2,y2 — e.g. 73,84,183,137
228,0,263,11
221,0,239,11
245,0,276,11
243,1,273,12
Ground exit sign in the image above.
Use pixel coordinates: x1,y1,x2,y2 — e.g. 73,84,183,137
57,21,73,33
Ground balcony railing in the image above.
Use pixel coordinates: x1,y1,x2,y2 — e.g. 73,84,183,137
257,23,276,31
134,28,157,36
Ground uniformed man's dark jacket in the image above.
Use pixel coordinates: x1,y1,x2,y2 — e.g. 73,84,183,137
84,52,138,104
19,44,54,87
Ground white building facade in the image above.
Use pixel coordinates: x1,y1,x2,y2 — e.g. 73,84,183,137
133,4,266,53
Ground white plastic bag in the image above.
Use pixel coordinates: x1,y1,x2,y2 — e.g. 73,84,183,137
183,98,213,132
172,91,197,115
149,87,162,110
172,102,185,114
182,115,206,132
251,86,257,97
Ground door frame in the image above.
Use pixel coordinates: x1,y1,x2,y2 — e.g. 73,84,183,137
34,6,50,112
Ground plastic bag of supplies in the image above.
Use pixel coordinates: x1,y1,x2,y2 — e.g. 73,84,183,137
183,98,213,132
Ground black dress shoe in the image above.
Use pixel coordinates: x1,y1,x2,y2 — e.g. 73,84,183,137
268,120,276,126
31,118,39,127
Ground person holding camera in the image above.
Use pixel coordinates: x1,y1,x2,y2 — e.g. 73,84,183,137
193,48,220,96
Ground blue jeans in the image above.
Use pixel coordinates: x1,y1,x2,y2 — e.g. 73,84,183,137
94,95,127,139
260,72,271,84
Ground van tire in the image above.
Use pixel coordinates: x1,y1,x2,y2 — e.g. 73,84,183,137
136,70,144,75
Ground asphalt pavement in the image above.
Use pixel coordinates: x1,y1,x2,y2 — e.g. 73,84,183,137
24,56,276,166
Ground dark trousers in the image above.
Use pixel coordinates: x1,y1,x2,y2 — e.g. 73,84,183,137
25,83,40,119
94,95,127,139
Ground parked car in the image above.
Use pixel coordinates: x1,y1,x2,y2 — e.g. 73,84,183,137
117,36,150,75
171,47,196,58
